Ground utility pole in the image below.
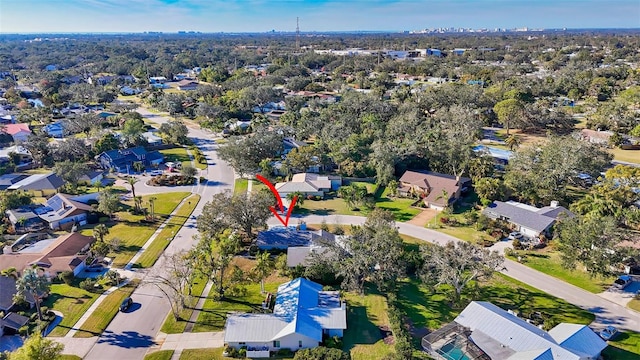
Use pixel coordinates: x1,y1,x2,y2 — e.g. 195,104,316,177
296,17,300,51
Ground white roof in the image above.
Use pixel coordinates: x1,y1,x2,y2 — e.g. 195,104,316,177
548,323,607,358
224,314,288,342
455,302,603,360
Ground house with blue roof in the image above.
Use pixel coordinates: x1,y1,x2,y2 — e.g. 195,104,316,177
96,146,164,173
224,278,347,357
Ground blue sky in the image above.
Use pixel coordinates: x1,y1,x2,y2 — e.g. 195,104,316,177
0,0,638,33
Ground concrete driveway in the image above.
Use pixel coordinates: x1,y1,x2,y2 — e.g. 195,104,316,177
599,279,640,307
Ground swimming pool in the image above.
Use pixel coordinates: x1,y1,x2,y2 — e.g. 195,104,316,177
439,342,471,360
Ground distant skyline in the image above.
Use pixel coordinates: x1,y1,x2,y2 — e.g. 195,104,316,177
0,0,639,34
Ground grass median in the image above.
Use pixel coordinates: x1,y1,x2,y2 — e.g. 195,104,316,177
73,280,140,338
135,194,201,268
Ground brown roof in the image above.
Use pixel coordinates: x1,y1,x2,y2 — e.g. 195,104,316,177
399,170,469,207
177,80,199,87
0,233,94,275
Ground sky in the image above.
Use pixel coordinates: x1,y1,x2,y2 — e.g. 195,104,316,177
0,0,638,33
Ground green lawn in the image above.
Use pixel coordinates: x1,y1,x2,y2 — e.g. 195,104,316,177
44,283,101,337
602,331,640,360
160,147,192,169
396,274,595,332
144,350,175,360
609,147,640,164
234,178,249,194
160,276,210,334
135,194,200,268
628,299,640,312
80,192,190,268
342,290,395,360
508,249,614,293
194,283,279,332
58,355,83,360
73,280,139,337
179,348,224,360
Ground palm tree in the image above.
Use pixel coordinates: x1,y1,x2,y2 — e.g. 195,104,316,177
126,176,140,212
505,134,522,151
16,267,50,320
133,161,145,174
0,267,18,279
92,224,109,243
148,196,157,221
253,251,273,294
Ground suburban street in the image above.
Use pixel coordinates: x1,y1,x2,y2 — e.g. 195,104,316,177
81,109,235,360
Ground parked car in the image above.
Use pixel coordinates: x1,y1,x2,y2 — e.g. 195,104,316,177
120,297,133,312
599,326,618,341
508,231,523,240
149,170,163,176
613,275,633,290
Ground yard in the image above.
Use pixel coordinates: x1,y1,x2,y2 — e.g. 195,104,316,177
159,147,192,169
342,290,395,360
179,348,224,360
73,280,139,337
144,350,174,360
233,178,268,195
160,275,210,334
609,147,640,164
602,331,640,360
134,194,200,268
80,192,190,268
44,282,101,337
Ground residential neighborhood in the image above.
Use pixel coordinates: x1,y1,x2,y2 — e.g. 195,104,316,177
0,16,639,360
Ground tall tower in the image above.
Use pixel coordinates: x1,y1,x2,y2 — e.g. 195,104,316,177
296,17,300,50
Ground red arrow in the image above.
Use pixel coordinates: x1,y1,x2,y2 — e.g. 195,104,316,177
255,174,298,227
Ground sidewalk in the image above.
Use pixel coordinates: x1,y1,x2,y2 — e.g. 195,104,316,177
152,331,224,360
184,279,214,333
66,279,131,337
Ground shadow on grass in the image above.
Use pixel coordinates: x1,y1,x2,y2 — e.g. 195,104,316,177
343,305,382,353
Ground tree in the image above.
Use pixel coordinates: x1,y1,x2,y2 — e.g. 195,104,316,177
16,267,50,320
555,216,629,278
133,161,145,173
20,133,50,166
493,98,525,135
145,251,193,319
190,230,241,298
505,134,522,150
337,184,368,210
181,164,197,178
52,137,88,162
94,132,120,154
121,118,145,147
474,177,506,204
283,146,319,174
420,241,504,306
159,120,189,144
467,155,495,183
218,128,285,177
253,251,273,294
90,241,110,258
126,177,140,212
148,196,157,221
92,224,109,243
9,333,63,360
0,191,32,215
53,160,88,191
197,190,274,239
97,189,120,219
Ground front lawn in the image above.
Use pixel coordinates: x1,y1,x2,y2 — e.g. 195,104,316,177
80,192,190,267
160,147,192,169
342,290,395,360
144,350,175,360
602,331,640,360
135,194,200,268
628,299,640,312
609,147,640,164
233,178,248,194
179,348,224,360
508,249,614,293
73,280,139,337
160,276,210,334
44,282,101,337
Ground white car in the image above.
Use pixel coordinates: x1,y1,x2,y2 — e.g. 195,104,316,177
613,275,633,290
599,326,617,341
149,170,163,176
508,232,523,240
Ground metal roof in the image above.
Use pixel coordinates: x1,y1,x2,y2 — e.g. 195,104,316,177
548,324,607,358
224,314,288,343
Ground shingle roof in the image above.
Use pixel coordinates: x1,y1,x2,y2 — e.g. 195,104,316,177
482,201,556,233
1,312,29,330
2,123,30,136
7,172,64,191
0,276,35,311
399,170,470,206
257,227,318,249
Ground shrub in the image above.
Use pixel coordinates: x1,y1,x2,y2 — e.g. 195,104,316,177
58,271,74,285
237,348,247,358
324,335,343,349
18,325,29,336
439,216,449,224
332,226,345,236
80,278,97,291
277,348,293,356
293,347,350,360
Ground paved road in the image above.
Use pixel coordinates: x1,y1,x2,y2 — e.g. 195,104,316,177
82,109,235,360
271,214,640,333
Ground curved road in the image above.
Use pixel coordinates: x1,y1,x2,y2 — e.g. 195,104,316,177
83,109,235,360
269,214,640,333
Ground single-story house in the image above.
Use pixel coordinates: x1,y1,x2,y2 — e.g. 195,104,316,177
2,123,31,142
283,137,307,155
97,146,164,173
120,86,141,96
0,276,36,312
286,230,346,267
5,208,47,232
0,312,30,337
7,172,65,197
0,173,29,190
473,145,513,168
0,145,32,165
176,80,199,91
257,227,319,250
33,193,94,230
398,170,471,210
579,129,613,145
275,173,342,200
78,170,104,186
423,301,606,360
224,278,347,357
43,122,65,138
149,76,167,84
0,232,95,277
482,200,574,239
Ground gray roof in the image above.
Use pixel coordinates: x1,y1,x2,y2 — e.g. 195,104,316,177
257,227,318,249
1,312,29,330
224,313,289,342
7,172,64,191
0,276,35,311
482,201,556,233
455,301,605,360
0,173,28,190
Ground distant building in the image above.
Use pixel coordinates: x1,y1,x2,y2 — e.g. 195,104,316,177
97,146,164,173
2,123,31,142
398,170,471,210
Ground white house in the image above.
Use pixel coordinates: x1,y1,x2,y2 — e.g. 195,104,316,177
275,173,342,200
224,278,347,358
482,200,574,239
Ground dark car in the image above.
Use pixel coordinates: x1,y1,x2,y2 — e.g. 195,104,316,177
120,297,133,312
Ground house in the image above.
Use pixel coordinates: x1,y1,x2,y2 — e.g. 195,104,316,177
7,172,65,197
0,232,95,277
88,75,115,86
482,200,574,239
0,173,29,190
275,173,342,200
5,208,47,232
149,76,167,84
398,170,471,210
286,230,346,267
120,86,141,96
0,312,30,337
2,123,31,142
43,122,65,138
32,193,94,230
0,276,36,313
257,226,319,250
473,145,513,169
283,137,307,155
423,301,607,360
176,80,199,91
579,129,613,145
0,145,32,166
78,170,104,186
97,146,164,173
224,278,347,357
